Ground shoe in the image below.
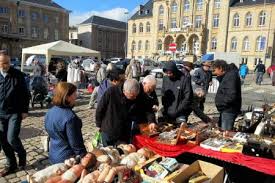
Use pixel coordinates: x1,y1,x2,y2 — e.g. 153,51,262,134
18,156,27,170
0,166,17,177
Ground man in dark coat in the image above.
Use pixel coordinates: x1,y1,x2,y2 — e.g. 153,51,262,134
161,61,193,123
213,60,242,130
0,51,29,176
254,61,266,85
96,79,156,146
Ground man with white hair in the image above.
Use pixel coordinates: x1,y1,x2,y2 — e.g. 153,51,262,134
133,75,159,127
96,79,156,146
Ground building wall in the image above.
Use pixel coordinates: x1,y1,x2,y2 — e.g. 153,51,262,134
0,0,69,59
77,23,126,59
228,4,275,69
128,0,275,68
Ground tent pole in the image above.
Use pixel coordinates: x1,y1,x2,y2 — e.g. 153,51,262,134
21,53,26,72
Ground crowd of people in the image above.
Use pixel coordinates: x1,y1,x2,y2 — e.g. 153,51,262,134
0,49,273,177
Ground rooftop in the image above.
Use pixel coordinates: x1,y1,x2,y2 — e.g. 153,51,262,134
22,0,66,10
130,0,153,20
231,0,275,7
80,15,127,30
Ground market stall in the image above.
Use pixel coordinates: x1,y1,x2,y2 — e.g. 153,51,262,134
21,40,101,72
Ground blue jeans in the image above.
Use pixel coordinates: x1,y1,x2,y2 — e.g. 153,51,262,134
219,112,238,130
256,72,264,85
0,113,26,167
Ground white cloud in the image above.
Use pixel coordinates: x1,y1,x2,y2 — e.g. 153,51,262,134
69,7,139,26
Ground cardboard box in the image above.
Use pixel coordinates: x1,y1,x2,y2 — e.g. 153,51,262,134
135,155,188,183
172,160,224,183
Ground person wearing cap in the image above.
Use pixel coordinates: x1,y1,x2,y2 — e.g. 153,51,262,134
161,61,193,123
181,61,193,77
192,61,212,112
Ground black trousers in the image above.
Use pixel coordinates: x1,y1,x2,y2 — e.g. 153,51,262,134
0,113,26,167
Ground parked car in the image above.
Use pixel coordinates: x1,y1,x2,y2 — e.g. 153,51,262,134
150,61,184,78
110,57,123,64
115,59,130,71
81,59,96,72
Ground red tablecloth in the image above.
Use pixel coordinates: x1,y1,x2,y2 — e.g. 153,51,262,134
133,135,275,176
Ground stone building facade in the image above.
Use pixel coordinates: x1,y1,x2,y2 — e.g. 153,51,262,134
77,15,126,59
128,0,275,69
0,0,69,59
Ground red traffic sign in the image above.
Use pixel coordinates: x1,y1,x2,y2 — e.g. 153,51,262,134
169,43,177,52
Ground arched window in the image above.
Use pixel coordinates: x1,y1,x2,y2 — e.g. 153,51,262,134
145,40,150,50
245,12,252,26
146,22,150,32
243,36,250,51
132,24,136,33
139,23,143,33
196,0,203,11
131,41,136,50
231,37,238,51
138,40,142,50
211,37,217,50
256,36,266,51
259,11,266,26
233,13,240,27
171,1,177,13
159,5,164,15
157,40,163,50
184,0,190,11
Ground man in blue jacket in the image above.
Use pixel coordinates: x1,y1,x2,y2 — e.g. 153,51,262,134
0,51,29,176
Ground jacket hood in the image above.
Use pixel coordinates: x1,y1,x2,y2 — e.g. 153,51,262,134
163,61,178,73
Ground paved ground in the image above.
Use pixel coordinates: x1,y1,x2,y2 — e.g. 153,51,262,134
0,74,274,183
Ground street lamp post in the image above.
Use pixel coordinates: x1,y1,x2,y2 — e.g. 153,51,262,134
124,11,129,59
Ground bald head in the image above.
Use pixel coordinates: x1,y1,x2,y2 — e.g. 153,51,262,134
142,75,157,94
0,51,11,72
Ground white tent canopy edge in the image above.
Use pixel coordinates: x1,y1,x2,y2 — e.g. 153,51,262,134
21,40,101,71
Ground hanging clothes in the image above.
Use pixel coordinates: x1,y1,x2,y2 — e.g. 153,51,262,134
67,61,81,83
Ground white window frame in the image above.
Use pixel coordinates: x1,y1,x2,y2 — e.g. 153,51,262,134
245,13,252,27
233,13,240,27
139,23,143,33
44,28,49,40
171,1,178,13
243,37,250,51
256,36,266,51
171,18,177,28
211,38,217,50
2,24,8,33
195,16,202,28
146,22,150,32
158,19,164,31
213,14,219,28
259,11,266,26
214,0,221,9
132,24,136,33
184,0,190,11
231,37,238,51
196,0,203,11
31,27,38,38
159,5,164,15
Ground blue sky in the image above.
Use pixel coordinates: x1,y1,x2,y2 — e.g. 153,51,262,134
54,0,148,25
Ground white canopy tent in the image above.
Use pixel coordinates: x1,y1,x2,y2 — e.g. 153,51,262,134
21,40,101,71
